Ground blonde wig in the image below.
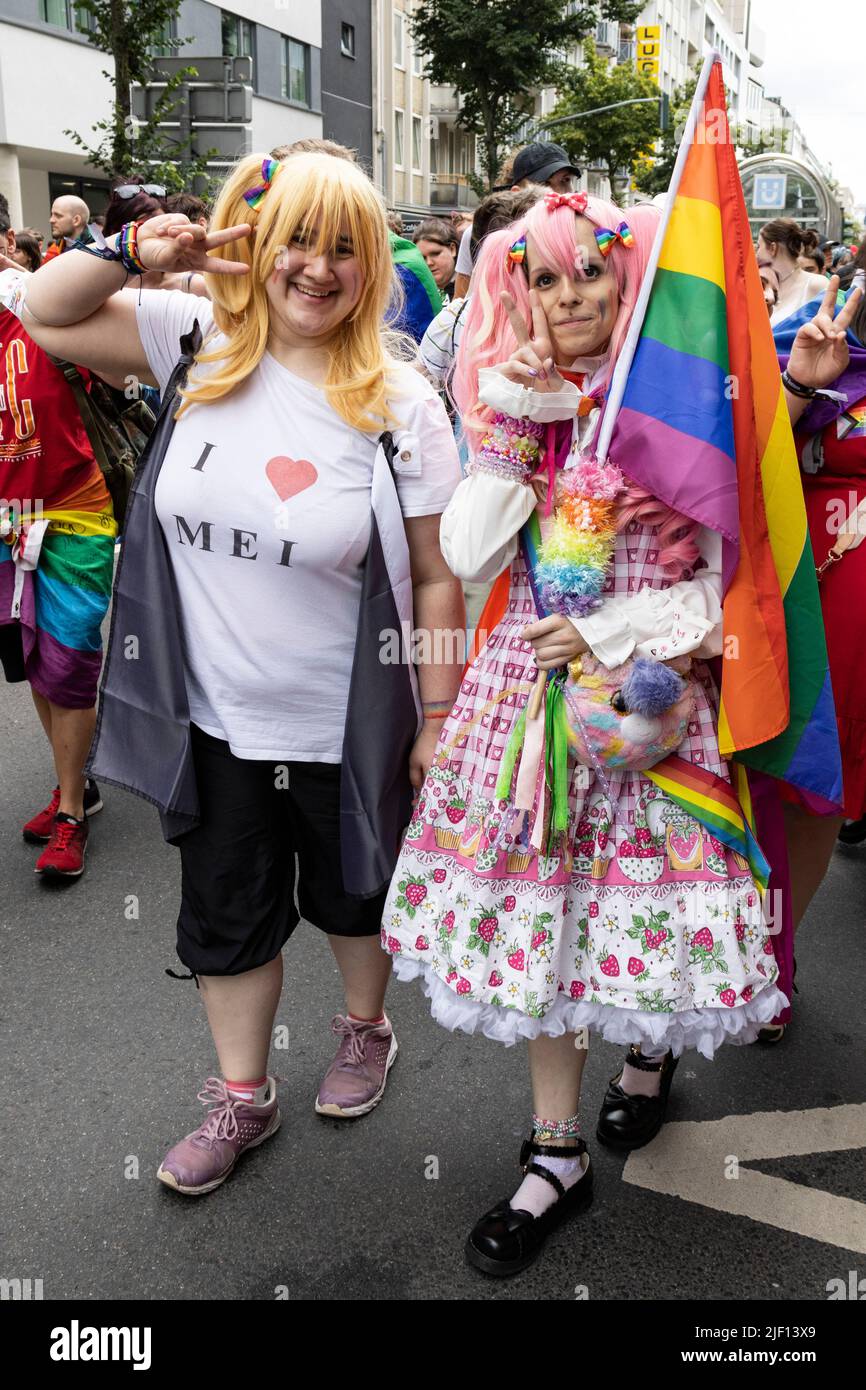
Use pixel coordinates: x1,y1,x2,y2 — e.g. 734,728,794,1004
177,151,405,431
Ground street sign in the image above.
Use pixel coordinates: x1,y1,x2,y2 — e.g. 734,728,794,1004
132,85,252,123
637,24,660,82
147,55,253,85
193,127,252,161
753,173,787,211
129,53,253,171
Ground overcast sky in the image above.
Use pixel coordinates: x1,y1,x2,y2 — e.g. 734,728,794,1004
751,0,865,207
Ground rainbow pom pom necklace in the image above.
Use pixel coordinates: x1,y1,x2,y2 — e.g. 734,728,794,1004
534,451,624,617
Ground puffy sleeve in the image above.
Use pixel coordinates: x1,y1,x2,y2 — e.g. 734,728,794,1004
571,526,724,667
440,369,587,583
440,471,538,582
477,367,582,422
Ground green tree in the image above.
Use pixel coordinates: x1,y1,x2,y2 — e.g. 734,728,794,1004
546,37,660,199
410,0,642,193
631,72,697,196
632,70,790,197
64,0,213,191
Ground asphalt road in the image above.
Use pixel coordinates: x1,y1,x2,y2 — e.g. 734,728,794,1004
2,672,865,1302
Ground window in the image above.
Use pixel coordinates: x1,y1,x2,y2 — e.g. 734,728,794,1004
151,18,178,58
48,172,111,218
412,115,423,171
41,0,94,33
412,44,423,76
393,10,404,67
341,22,356,58
222,11,253,58
394,110,405,168
282,37,309,105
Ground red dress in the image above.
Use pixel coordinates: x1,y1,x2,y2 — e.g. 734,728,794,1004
801,395,866,817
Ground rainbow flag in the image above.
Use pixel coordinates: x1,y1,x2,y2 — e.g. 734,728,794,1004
645,756,770,893
596,55,842,806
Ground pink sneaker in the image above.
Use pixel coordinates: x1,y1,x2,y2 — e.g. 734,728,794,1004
315,1015,398,1118
157,1077,280,1195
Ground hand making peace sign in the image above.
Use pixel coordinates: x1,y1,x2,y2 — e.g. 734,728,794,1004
498,288,566,392
134,214,252,277
787,274,863,389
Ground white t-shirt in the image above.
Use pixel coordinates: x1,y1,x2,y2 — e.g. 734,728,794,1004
455,226,473,277
136,290,461,762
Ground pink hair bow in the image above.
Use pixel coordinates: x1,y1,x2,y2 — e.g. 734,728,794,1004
543,191,588,214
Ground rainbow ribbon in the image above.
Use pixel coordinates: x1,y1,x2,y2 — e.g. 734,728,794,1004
243,157,281,210
594,222,634,256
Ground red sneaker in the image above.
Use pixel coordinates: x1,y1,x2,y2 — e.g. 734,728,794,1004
23,779,103,843
35,813,88,878
22,787,60,842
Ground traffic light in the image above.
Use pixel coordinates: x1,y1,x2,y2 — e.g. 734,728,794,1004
658,92,670,132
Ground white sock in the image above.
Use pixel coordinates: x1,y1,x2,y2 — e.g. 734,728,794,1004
619,1048,668,1098
510,1150,588,1218
225,1078,270,1106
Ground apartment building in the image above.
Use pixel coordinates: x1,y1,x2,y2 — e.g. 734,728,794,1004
321,1,373,168
0,0,324,231
371,0,432,220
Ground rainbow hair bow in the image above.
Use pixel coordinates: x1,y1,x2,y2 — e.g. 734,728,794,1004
506,234,527,271
594,221,634,256
543,190,589,215
243,157,281,210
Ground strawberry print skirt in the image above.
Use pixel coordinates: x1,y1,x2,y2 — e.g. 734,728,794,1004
381,535,788,1059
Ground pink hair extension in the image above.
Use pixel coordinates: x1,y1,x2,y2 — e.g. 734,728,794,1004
616,480,702,581
452,196,661,453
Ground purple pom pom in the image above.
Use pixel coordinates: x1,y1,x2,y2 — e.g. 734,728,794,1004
620,659,685,716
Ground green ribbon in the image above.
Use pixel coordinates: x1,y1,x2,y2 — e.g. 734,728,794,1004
545,675,570,841
495,707,526,801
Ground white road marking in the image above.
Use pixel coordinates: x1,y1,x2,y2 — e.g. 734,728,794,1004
622,1104,866,1253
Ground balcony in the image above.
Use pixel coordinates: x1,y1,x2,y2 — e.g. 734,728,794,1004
430,173,479,209
429,83,460,120
748,21,766,67
595,20,619,56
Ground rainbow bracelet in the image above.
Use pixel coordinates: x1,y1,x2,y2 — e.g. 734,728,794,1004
118,221,148,276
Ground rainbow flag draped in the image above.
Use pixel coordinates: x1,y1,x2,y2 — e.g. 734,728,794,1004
597,56,842,807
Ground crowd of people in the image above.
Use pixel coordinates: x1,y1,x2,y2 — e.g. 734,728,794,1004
0,130,862,1278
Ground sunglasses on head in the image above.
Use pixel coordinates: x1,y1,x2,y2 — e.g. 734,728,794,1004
114,184,166,199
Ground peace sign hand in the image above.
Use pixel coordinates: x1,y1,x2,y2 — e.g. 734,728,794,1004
497,288,565,392
135,214,252,277
787,275,862,390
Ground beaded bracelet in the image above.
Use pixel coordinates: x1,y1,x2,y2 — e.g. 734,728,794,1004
471,412,543,483
533,1112,582,1142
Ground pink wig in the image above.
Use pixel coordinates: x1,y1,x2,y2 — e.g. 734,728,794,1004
452,195,699,582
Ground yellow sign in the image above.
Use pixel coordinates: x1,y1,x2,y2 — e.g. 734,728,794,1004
636,24,660,82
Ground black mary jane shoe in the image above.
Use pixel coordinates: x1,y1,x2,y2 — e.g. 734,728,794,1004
465,1136,593,1278
595,1045,678,1152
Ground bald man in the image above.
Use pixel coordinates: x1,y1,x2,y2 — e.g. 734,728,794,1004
44,195,91,261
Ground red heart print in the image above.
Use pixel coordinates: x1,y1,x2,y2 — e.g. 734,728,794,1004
265,456,318,501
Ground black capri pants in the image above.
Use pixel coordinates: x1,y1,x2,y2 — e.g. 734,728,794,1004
176,725,388,977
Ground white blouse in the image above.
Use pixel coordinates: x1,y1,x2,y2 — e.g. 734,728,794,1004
440,369,724,664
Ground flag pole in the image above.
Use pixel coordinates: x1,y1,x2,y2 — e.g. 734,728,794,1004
595,50,720,465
